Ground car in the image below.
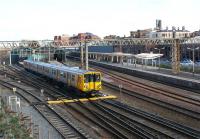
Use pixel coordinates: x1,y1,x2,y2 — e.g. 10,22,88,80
180,59,194,66
195,60,200,66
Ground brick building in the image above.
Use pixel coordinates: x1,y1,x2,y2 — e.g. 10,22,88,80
54,34,70,45
130,29,152,38
69,32,101,43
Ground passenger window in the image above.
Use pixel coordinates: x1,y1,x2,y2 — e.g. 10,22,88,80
72,75,75,81
60,72,64,77
64,73,66,78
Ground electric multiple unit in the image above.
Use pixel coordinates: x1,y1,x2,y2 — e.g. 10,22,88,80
23,60,102,94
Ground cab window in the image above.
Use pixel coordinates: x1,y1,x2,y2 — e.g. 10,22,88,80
94,74,101,82
84,74,89,83
89,74,94,82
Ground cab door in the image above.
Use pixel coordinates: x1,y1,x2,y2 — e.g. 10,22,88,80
67,72,71,86
88,73,95,91
94,73,101,91
77,75,83,91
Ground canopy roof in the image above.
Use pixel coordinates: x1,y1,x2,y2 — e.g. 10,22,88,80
134,53,163,60
88,52,163,59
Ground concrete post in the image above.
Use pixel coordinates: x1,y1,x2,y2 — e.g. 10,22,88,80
85,42,88,70
120,56,123,64
111,56,114,63
80,44,84,69
48,47,51,62
135,58,137,67
9,51,12,65
172,39,180,74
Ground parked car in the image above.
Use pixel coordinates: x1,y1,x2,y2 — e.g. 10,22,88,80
180,59,194,66
195,60,200,66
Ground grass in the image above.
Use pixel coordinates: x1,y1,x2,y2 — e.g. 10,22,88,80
0,100,33,139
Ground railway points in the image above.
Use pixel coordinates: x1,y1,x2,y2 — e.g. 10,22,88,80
47,95,117,104
1,54,200,138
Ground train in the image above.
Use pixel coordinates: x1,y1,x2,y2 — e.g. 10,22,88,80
23,60,102,94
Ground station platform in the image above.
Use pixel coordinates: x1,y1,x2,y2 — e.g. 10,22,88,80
90,60,200,91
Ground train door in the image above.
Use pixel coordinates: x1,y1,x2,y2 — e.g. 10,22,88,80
59,71,65,83
71,74,76,87
94,73,101,90
57,70,60,80
77,75,83,91
67,72,71,86
88,74,95,91
64,72,67,84
84,74,89,92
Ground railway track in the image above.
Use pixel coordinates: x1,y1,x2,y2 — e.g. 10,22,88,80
77,102,163,139
92,66,200,120
101,100,200,139
0,71,91,139
1,65,200,138
104,81,200,120
1,65,70,99
97,67,200,106
64,56,200,109
1,65,135,138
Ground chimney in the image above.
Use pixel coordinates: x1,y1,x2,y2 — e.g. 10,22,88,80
54,36,57,41
172,26,176,31
156,19,162,30
182,26,185,31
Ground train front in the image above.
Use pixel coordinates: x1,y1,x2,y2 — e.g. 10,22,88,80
81,72,102,94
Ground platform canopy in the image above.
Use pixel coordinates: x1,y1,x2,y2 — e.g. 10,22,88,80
134,53,163,60
88,52,163,59
88,52,133,57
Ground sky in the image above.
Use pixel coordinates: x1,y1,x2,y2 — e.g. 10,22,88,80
0,0,200,40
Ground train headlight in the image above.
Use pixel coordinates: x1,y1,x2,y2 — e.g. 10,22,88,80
84,84,89,89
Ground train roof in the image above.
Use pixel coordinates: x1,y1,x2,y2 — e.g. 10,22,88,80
24,60,97,74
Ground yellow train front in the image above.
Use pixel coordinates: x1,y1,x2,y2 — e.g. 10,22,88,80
24,60,102,95
77,72,102,93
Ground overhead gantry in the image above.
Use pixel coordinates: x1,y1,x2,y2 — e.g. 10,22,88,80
1,37,200,74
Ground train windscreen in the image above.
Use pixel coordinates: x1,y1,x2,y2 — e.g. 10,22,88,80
84,73,101,83
94,74,100,82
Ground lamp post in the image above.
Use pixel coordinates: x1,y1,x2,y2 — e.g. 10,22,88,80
9,50,12,65
85,37,89,71
119,84,123,103
187,47,199,76
154,47,165,70
32,50,35,61
48,46,51,62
